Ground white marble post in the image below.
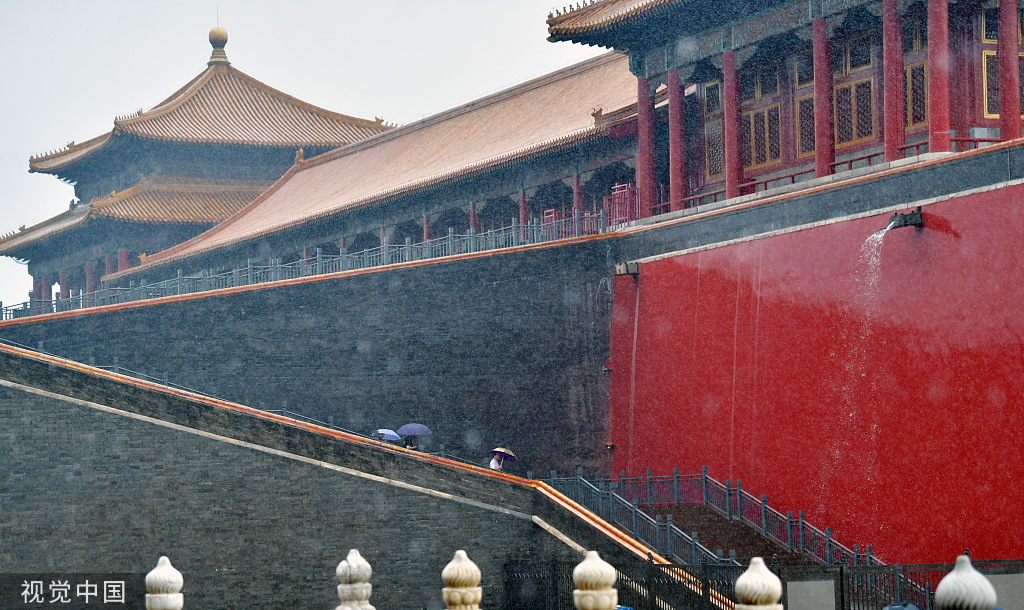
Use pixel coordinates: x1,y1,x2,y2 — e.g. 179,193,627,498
145,556,183,610
335,549,374,610
934,555,997,610
442,550,482,610
734,557,783,610
572,550,617,610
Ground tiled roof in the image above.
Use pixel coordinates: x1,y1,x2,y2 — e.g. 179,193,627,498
547,0,683,41
89,177,273,224
0,206,90,257
29,48,389,173
116,52,637,277
0,177,272,256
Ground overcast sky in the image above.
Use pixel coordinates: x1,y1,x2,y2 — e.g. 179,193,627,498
0,0,605,308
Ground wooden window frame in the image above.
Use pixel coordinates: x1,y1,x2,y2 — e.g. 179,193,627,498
833,34,874,77
833,75,875,147
705,81,723,115
795,52,815,89
981,49,1024,119
705,118,724,179
981,5,1024,44
905,60,929,129
796,94,816,158
741,104,783,170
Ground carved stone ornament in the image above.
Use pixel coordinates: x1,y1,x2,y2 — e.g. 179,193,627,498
442,550,482,610
336,549,375,610
572,551,618,610
734,557,783,610
145,556,183,610
934,555,997,610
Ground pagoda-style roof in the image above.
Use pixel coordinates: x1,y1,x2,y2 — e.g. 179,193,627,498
29,29,390,174
110,52,637,280
0,177,272,258
547,0,684,47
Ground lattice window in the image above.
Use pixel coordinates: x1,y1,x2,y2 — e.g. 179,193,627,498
705,82,722,115
742,106,782,168
903,18,927,54
833,34,874,77
982,50,1024,118
795,53,814,89
986,51,1000,116
739,65,780,103
905,62,928,128
706,120,724,177
835,78,874,145
981,6,1024,43
798,96,816,156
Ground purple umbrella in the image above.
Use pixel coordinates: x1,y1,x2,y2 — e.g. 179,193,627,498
397,423,432,436
375,429,401,441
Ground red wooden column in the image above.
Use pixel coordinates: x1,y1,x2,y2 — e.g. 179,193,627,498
59,270,69,301
636,77,656,216
883,0,905,161
41,275,51,308
813,18,836,176
105,255,114,276
1000,0,1021,141
572,174,583,212
469,202,480,233
85,261,96,306
928,0,951,152
423,214,432,241
379,227,387,250
668,67,688,210
519,189,529,225
32,275,41,309
117,250,130,271
722,51,743,199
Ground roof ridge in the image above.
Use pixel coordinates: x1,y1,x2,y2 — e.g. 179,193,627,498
300,52,625,172
117,64,384,132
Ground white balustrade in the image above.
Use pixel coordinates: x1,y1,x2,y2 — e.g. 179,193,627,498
442,550,482,610
335,549,375,610
145,556,183,610
734,557,783,610
935,555,997,610
572,550,617,610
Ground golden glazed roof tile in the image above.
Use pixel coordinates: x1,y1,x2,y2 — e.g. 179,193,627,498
547,0,683,39
89,177,274,224
119,53,637,276
29,31,389,173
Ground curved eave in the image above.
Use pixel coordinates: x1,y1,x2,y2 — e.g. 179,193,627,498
107,128,609,282
28,132,113,174
546,0,684,43
0,206,92,257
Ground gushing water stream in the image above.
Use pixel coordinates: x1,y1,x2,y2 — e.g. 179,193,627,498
859,220,896,295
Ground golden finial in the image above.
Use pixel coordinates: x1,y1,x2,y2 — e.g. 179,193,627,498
208,27,230,66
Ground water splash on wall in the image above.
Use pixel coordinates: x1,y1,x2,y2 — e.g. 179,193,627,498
859,220,896,297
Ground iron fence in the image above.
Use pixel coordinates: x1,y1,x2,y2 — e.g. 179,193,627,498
550,467,881,567
504,557,1024,610
2,212,609,321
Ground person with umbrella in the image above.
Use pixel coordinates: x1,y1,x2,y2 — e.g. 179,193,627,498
375,429,401,444
489,447,516,470
397,423,431,451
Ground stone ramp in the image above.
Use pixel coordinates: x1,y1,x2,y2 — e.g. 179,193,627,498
654,504,820,567
0,342,669,609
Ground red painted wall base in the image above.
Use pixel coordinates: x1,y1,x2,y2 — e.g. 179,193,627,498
609,184,1024,563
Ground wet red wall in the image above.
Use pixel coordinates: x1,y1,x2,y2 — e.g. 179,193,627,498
609,183,1024,563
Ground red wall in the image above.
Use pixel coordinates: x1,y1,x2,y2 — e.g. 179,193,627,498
609,184,1024,563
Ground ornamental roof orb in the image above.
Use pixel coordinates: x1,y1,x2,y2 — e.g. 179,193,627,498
209,27,228,49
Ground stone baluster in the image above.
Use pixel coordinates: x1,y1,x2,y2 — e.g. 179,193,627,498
145,556,183,610
934,555,997,610
335,549,374,610
573,551,617,610
442,550,482,610
734,557,782,610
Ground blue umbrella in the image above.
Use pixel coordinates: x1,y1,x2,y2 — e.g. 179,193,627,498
374,429,401,441
397,423,432,436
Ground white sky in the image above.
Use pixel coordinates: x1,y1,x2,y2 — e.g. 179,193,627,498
0,0,604,308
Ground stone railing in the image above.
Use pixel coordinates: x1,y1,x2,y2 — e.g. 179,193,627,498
138,550,998,610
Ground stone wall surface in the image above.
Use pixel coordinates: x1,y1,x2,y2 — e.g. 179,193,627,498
0,350,653,609
0,240,616,476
